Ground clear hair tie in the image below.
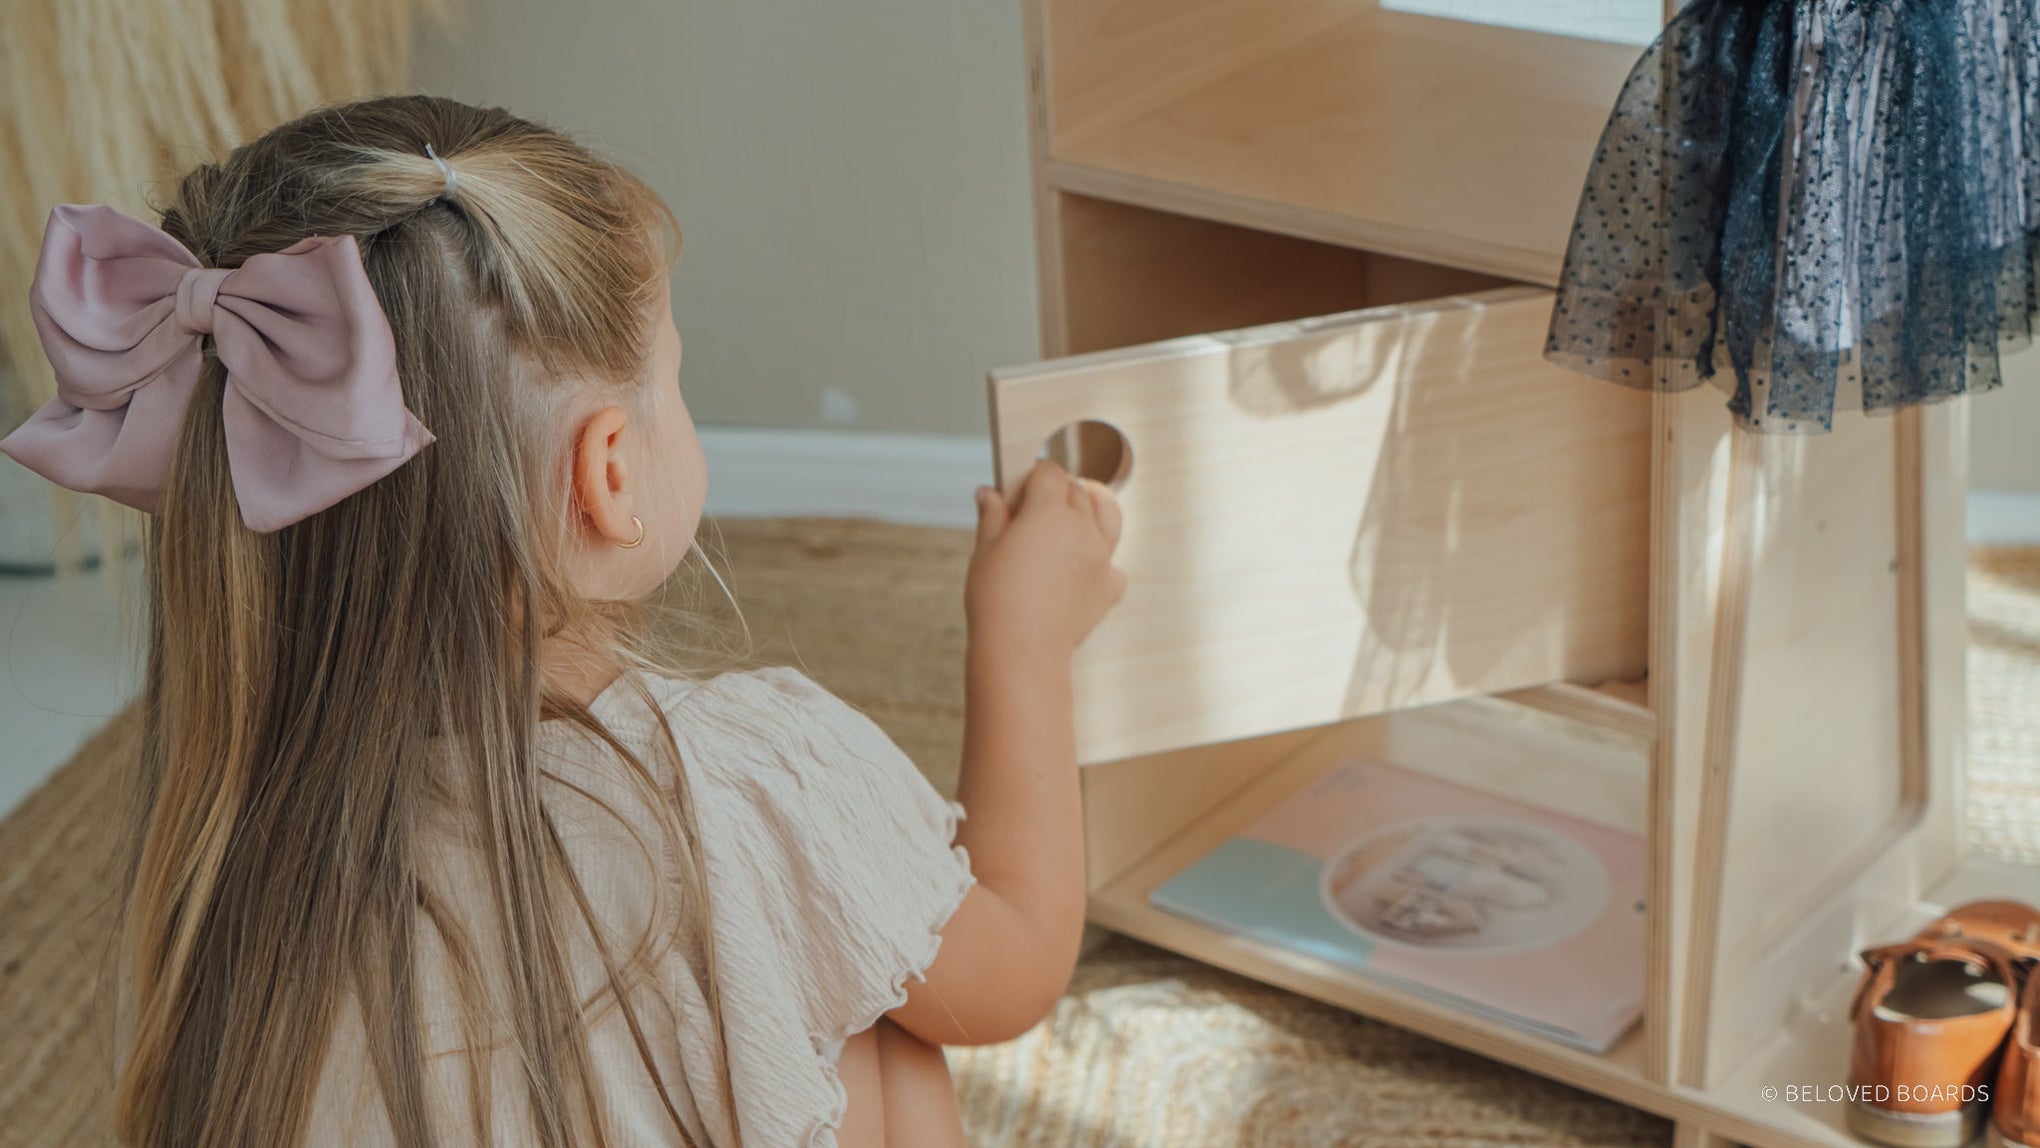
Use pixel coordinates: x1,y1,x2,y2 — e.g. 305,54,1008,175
424,143,458,201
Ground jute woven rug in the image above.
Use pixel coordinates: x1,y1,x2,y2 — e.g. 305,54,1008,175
2,520,2036,1147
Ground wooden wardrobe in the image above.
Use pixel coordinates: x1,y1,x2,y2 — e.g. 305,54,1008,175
984,3,2019,1147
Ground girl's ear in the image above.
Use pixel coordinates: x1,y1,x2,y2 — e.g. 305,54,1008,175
572,404,642,547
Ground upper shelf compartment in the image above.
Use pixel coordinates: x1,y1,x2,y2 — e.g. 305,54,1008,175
1035,0,1643,284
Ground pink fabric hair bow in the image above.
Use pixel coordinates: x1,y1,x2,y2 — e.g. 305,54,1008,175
0,204,433,532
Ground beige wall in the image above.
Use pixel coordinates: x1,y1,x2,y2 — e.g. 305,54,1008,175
1970,348,2040,491
414,0,1041,436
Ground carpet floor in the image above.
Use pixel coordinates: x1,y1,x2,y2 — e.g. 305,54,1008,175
2,520,2036,1147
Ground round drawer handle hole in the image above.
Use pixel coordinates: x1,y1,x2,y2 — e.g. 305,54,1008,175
1039,419,1133,489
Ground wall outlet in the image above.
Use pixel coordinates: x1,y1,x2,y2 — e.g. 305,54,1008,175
819,386,861,427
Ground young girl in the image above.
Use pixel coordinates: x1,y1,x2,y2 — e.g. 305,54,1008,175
0,95,1126,1147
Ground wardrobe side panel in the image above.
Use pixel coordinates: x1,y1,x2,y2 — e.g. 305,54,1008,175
1648,387,1736,1086
1694,415,1930,1085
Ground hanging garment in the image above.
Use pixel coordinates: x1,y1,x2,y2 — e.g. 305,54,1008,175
1546,0,2040,432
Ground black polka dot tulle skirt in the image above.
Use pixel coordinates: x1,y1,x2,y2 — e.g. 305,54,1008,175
1546,0,2040,433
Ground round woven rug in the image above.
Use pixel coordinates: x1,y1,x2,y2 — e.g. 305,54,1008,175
1,520,2035,1147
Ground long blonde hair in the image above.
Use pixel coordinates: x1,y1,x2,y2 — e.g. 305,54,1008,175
117,94,739,1147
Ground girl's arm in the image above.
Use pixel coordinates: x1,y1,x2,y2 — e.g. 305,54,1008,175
885,460,1124,1046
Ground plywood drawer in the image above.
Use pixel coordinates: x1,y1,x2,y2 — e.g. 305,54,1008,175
988,284,1652,765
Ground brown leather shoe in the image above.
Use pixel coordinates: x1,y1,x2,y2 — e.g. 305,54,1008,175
1990,947,2040,1148
1847,902,2038,1148
1914,902,2040,956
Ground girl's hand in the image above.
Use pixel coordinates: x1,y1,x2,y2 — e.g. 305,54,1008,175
908,458,1119,1047
966,459,1127,661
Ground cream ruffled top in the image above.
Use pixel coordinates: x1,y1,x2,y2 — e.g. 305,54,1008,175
305,667,977,1147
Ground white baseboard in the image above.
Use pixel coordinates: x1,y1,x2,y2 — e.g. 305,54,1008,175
699,427,992,530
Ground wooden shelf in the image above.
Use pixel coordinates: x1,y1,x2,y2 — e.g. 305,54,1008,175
1044,7,1638,284
1018,8,1990,1144
1084,686,1667,1115
1046,193,1514,355
1091,884,1658,1099
1081,681,2037,1148
989,284,1654,765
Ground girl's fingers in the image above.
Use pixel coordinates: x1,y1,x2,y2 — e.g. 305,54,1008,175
1021,457,1069,516
1083,480,1123,549
974,486,1010,546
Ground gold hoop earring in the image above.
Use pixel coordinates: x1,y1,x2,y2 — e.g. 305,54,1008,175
619,516,646,549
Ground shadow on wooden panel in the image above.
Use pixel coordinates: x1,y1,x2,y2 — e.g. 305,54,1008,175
1212,293,1652,715
992,293,1650,762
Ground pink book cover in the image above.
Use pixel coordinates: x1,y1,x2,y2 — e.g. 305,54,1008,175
1149,758,1647,1053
